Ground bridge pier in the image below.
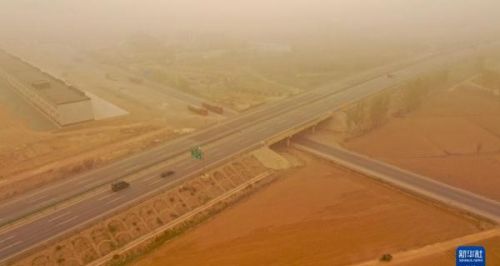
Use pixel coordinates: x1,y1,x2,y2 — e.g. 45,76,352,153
286,137,291,147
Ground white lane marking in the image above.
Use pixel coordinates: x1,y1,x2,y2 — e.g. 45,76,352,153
77,178,94,185
150,179,163,186
0,240,22,253
83,182,101,189
0,235,15,244
253,126,270,135
29,194,49,202
276,119,291,127
143,175,158,182
105,195,125,205
47,211,72,222
55,216,78,227
97,193,114,202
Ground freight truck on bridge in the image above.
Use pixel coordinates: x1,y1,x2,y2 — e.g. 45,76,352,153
188,105,209,116
202,102,224,114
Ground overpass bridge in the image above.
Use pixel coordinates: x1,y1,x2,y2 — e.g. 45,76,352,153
0,50,449,228
0,46,486,263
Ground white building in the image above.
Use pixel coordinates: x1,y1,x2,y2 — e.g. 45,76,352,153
0,50,94,126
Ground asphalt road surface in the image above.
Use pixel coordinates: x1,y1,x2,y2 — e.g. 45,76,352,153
294,137,500,223
0,47,480,263
0,51,440,227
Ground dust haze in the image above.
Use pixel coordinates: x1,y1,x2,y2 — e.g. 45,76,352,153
1,0,500,47
2,1,500,266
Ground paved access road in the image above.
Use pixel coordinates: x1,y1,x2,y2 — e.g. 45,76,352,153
294,137,500,223
0,48,479,262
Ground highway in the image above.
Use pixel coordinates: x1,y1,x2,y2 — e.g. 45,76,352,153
0,51,440,227
117,67,241,117
0,47,480,263
293,137,500,223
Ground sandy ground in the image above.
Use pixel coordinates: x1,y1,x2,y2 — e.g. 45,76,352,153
349,228,500,266
132,151,484,266
343,86,500,201
0,78,56,131
399,236,500,266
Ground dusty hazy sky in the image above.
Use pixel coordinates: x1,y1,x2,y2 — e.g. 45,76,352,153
1,0,499,43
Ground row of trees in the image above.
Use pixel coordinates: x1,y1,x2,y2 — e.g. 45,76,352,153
344,69,449,135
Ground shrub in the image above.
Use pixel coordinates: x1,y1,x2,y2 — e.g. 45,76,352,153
380,253,393,262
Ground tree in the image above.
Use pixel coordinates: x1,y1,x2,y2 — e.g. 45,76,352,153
380,254,393,262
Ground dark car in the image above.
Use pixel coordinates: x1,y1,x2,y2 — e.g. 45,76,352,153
111,181,130,192
161,170,175,178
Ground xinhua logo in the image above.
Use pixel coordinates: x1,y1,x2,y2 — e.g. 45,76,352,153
456,246,485,266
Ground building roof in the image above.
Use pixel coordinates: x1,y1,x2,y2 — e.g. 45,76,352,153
0,50,89,105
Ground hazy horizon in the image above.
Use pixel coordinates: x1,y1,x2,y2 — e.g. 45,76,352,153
1,0,500,46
